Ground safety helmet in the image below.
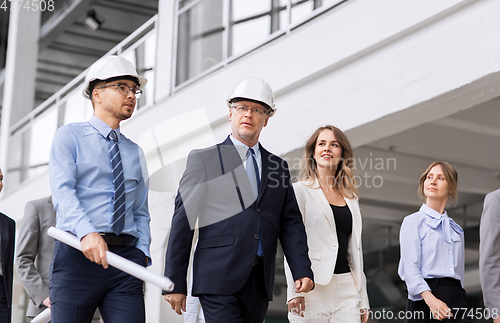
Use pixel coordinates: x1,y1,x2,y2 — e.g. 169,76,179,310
82,55,148,99
227,77,276,117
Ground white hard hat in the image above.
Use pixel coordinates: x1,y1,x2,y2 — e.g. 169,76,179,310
227,77,276,117
82,55,148,99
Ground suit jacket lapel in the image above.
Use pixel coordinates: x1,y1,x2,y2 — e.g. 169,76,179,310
305,182,336,230
258,145,272,203
219,137,241,173
220,137,255,204
0,216,7,274
345,198,361,248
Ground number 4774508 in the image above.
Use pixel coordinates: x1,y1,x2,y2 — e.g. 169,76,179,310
0,0,55,12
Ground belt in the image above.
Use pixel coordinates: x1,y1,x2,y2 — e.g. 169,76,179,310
99,233,137,246
253,256,262,267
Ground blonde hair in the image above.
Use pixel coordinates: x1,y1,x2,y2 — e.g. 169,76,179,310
418,161,458,203
299,125,358,199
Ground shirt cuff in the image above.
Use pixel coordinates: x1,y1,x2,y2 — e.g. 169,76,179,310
408,280,431,301
74,222,98,241
136,243,152,266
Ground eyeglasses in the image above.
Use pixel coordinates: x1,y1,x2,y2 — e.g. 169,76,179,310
231,105,269,116
96,84,143,99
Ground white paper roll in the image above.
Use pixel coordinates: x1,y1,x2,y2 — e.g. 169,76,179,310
47,227,174,291
31,308,51,323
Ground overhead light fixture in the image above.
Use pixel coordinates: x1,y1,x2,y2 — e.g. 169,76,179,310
84,9,104,32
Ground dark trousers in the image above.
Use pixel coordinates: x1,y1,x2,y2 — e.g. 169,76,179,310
405,278,475,323
198,258,269,323
49,241,147,323
0,277,10,323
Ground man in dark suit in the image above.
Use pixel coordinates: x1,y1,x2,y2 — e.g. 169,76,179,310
0,168,16,323
163,78,314,322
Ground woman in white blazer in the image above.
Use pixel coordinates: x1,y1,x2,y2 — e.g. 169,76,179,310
285,125,369,323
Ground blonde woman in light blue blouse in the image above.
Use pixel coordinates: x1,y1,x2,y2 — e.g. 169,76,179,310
399,161,474,323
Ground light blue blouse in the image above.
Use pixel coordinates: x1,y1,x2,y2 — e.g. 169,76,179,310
398,204,464,301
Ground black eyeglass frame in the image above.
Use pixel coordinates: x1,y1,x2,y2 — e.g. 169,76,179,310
96,83,143,99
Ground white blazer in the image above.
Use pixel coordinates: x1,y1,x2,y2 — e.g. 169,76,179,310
285,180,370,309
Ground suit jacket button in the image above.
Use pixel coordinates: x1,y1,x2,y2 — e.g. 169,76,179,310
257,208,261,213
254,234,259,240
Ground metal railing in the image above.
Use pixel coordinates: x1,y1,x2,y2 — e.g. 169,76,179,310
5,15,158,191
172,0,348,91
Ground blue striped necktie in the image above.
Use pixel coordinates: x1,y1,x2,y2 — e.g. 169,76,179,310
246,148,263,257
109,130,125,235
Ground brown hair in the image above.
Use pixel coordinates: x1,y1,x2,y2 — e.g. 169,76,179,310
299,125,358,199
418,161,458,203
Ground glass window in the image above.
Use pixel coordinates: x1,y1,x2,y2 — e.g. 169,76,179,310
179,0,199,9
231,15,271,56
176,0,224,86
291,0,315,25
139,31,157,108
232,0,271,20
230,0,286,56
324,0,343,7
175,0,348,85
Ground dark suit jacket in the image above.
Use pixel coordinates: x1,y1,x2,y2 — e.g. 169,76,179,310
164,136,313,300
0,212,15,315
15,196,56,317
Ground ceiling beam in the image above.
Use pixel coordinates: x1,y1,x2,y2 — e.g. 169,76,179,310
433,117,500,138
39,0,93,52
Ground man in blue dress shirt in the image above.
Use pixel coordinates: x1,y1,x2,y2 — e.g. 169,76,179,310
49,55,151,323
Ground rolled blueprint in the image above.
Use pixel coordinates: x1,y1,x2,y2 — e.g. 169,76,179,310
31,308,51,323
47,227,174,291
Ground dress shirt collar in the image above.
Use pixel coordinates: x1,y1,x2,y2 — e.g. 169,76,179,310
88,115,121,141
420,203,463,243
420,203,448,220
229,134,260,161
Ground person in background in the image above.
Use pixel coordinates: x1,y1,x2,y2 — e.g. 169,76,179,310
479,187,500,322
0,168,16,323
15,196,100,322
399,161,474,323
285,125,369,322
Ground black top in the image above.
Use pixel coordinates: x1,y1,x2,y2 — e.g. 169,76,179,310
330,204,352,274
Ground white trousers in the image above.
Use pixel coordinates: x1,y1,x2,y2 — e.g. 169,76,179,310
288,272,362,323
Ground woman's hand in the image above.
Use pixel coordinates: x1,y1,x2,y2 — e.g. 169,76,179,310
288,297,306,317
360,308,369,323
421,290,451,320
